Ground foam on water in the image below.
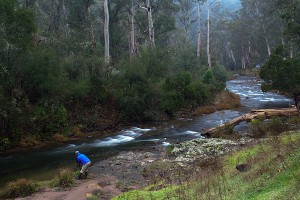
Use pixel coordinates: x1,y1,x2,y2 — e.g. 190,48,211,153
184,130,200,135
89,126,154,147
162,142,170,146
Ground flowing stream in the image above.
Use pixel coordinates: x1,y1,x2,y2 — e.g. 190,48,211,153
0,76,293,186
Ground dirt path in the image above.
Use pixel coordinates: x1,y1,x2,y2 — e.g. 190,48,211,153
17,175,121,200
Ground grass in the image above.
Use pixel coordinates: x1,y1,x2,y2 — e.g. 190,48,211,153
1,178,37,198
113,130,300,200
0,168,76,199
52,168,75,188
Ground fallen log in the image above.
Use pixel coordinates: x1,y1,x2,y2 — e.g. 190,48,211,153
203,107,298,137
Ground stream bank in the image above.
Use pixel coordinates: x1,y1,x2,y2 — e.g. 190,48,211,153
0,76,293,191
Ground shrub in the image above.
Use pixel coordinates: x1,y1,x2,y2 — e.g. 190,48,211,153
19,134,39,147
53,168,75,188
249,119,266,137
34,103,68,140
161,72,192,115
203,69,215,84
266,117,287,136
53,133,68,142
166,144,175,156
3,178,37,198
0,137,11,150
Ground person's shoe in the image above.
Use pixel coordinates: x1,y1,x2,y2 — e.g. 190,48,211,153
85,171,88,178
75,173,82,180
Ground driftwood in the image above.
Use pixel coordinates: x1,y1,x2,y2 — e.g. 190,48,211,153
203,107,298,137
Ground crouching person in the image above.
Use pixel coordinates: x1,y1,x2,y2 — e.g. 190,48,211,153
75,151,91,179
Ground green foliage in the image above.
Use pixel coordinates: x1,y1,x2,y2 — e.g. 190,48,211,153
0,0,230,148
249,118,267,137
0,137,11,150
265,117,287,136
2,178,37,198
203,69,215,84
116,47,169,122
260,46,300,93
165,144,175,156
161,72,191,115
24,50,64,102
34,102,68,139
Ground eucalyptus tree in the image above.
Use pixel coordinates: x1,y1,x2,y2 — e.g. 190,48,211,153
240,0,283,59
135,0,177,47
176,0,197,43
140,0,155,45
196,0,204,60
104,0,110,66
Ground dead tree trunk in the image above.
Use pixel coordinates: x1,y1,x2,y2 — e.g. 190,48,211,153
203,107,298,137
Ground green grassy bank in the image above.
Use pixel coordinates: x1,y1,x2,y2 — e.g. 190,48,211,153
113,130,300,200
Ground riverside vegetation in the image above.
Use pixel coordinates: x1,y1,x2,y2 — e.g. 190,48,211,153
1,116,300,199
0,0,230,151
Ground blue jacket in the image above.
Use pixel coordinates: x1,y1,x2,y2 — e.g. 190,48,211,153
76,153,91,165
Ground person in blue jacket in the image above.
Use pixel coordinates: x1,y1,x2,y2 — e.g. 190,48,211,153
75,151,91,179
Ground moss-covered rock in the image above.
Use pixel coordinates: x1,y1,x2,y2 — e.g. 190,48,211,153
170,138,243,163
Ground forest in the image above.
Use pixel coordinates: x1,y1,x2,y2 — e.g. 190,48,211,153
0,0,299,150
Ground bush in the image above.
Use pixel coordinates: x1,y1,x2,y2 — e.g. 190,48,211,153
249,119,266,137
3,178,37,198
53,133,68,142
0,137,11,150
53,168,75,188
161,72,192,115
34,103,69,139
260,46,300,93
165,144,175,156
266,117,288,136
19,134,39,147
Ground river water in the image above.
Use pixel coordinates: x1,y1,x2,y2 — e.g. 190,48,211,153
0,76,293,186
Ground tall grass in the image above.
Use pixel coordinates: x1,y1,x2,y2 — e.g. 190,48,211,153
52,168,75,188
1,178,37,198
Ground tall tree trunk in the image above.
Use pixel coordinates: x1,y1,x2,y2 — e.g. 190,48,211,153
265,35,271,56
88,5,98,76
197,0,202,60
290,46,293,58
129,0,136,59
206,0,211,69
141,0,154,45
104,0,110,66
242,57,246,69
254,3,271,57
146,0,154,45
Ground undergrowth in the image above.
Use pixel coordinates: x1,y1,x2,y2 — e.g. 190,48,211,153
113,129,300,200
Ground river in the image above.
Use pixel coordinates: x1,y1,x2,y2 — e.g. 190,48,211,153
0,76,293,186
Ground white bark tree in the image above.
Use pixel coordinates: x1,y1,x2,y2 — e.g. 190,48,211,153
197,0,203,60
129,0,136,58
140,0,155,46
104,0,110,66
177,0,197,43
206,0,212,69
